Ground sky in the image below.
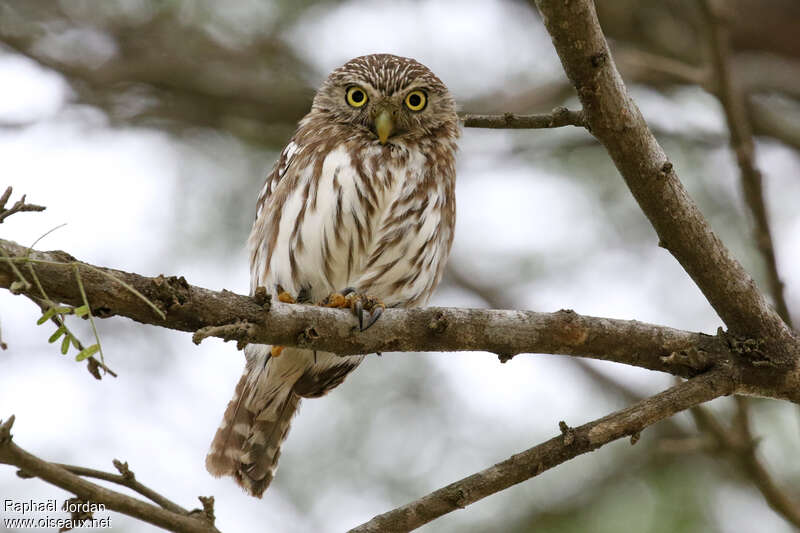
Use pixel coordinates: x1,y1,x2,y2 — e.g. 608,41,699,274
1,1,800,532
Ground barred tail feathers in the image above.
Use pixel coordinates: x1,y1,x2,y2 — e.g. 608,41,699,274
206,367,302,498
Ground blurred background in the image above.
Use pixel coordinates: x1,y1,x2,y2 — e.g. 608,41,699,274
1,0,799,531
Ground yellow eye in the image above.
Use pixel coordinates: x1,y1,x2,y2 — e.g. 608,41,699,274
404,90,427,111
346,86,368,108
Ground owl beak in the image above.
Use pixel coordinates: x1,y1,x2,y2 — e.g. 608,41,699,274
374,108,395,145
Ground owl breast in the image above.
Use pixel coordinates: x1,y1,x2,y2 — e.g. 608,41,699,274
252,138,455,308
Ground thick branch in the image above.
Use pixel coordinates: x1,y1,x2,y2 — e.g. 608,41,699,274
700,0,793,327
348,369,734,533
0,238,731,377
532,0,798,366
3,238,800,401
0,416,218,533
459,107,586,129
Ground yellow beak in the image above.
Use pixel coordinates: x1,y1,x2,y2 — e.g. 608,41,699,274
374,109,395,145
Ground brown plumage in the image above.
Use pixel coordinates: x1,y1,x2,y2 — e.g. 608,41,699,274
206,54,459,497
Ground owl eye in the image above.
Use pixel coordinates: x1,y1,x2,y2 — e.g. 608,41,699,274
346,86,368,108
404,90,427,111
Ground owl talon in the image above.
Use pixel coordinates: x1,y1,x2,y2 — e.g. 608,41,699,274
353,299,364,330
319,290,385,331
362,305,383,331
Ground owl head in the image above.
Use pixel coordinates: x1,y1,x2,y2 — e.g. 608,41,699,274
311,54,458,145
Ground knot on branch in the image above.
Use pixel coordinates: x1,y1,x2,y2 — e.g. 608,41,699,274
718,328,771,367
590,52,607,68
113,459,135,481
253,286,272,309
297,326,320,347
550,106,587,128
661,346,712,372
559,420,575,446
190,496,216,525
496,352,516,364
151,274,191,313
553,308,589,346
427,310,448,334
446,488,469,510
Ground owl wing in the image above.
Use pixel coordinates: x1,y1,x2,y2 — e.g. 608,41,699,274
254,140,301,221
248,140,303,294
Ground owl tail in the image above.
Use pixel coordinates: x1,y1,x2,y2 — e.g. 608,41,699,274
205,369,301,498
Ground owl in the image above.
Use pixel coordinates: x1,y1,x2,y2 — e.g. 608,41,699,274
205,54,459,497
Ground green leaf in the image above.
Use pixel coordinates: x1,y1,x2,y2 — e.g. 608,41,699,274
71,335,81,349
73,305,90,318
60,334,71,355
75,344,100,361
37,307,58,325
48,326,66,343
54,306,73,315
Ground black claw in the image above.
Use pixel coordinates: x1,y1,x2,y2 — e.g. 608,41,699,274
362,306,383,331
342,286,356,296
354,299,364,330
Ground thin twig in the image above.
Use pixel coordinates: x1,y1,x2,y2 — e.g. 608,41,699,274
692,402,800,528
0,415,219,533
696,13,800,526
0,186,46,224
46,461,189,515
348,370,733,533
699,0,793,327
460,107,586,129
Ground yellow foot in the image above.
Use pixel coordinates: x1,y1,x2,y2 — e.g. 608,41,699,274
271,345,285,358
320,289,385,331
320,292,348,308
275,284,297,304
277,292,296,304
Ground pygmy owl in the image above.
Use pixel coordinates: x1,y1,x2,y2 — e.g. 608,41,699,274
206,54,459,497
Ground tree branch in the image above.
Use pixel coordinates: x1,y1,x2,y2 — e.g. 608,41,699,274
3,237,799,401
348,369,734,533
692,400,800,528
699,0,793,327
531,0,798,368
459,107,586,129
46,460,189,515
0,238,731,372
0,186,46,224
0,416,219,533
